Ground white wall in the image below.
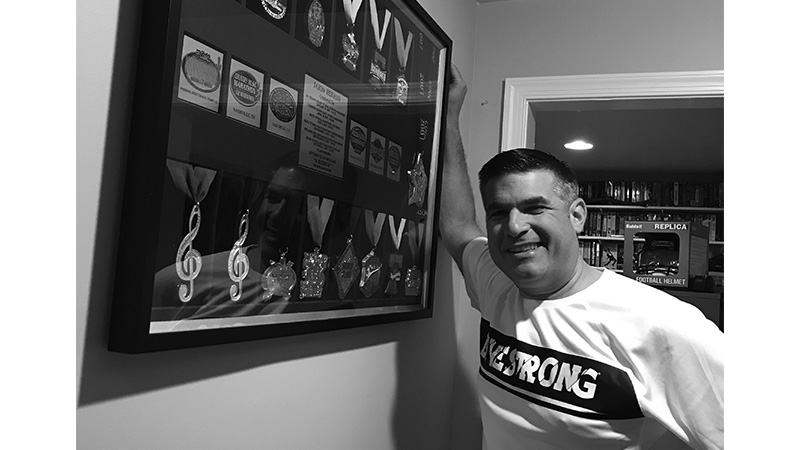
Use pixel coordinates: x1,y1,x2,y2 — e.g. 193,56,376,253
76,1,477,449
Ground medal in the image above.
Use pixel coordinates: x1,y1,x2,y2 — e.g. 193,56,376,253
385,254,403,295
262,249,297,301
227,211,250,302
175,203,203,303
367,0,391,89
407,152,428,209
261,0,287,19
300,247,330,298
370,136,384,164
359,249,382,297
368,50,387,89
393,17,413,105
359,210,386,297
300,195,334,298
341,0,364,71
181,50,222,94
384,215,406,295
307,0,325,48
404,265,422,296
166,160,217,303
404,220,424,296
333,236,359,299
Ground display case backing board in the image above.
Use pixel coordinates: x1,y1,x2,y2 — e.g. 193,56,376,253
108,0,452,353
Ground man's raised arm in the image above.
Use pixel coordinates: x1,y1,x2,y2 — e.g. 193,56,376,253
439,65,483,273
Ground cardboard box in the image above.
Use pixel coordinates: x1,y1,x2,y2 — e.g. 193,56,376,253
623,221,709,289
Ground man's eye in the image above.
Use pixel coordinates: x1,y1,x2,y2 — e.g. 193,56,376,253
523,206,546,215
487,210,507,220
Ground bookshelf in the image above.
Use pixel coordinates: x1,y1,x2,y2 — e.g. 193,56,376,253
577,180,724,288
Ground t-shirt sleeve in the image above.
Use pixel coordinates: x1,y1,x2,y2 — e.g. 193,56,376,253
461,236,505,313
639,301,724,450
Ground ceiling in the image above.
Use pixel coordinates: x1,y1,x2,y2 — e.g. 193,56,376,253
528,97,724,177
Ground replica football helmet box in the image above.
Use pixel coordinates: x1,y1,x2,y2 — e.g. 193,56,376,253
623,221,709,290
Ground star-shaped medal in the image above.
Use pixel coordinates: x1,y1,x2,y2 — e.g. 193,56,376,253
407,155,428,208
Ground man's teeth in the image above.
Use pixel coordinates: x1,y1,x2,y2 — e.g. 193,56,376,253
510,244,540,253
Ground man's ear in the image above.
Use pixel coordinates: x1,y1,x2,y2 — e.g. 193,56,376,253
569,197,587,234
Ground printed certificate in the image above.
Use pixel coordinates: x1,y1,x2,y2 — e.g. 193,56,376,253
298,74,348,178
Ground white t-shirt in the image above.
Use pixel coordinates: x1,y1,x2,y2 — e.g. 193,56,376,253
462,237,723,450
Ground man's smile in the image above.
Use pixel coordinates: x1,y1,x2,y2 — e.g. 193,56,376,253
507,242,541,255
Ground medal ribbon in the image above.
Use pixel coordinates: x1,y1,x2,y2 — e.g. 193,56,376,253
369,0,391,50
406,220,424,262
393,18,413,69
388,215,406,251
364,209,386,248
307,195,334,248
344,206,363,240
166,159,217,204
342,0,364,26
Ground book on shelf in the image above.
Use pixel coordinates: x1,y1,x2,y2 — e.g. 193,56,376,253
579,180,723,208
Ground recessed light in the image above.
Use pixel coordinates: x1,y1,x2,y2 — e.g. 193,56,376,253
564,140,593,150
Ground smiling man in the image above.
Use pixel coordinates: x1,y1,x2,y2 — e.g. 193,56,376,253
439,65,723,450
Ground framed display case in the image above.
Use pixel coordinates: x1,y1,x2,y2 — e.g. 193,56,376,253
108,0,452,353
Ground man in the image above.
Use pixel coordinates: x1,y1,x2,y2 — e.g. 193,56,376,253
439,65,723,450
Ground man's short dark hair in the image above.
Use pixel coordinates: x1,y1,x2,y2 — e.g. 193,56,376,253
478,148,579,203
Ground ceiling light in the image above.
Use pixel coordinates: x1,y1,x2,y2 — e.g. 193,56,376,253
564,140,593,150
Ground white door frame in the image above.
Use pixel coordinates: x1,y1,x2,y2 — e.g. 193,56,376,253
500,71,724,151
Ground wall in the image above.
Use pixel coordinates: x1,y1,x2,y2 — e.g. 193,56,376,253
451,0,724,446
76,1,476,450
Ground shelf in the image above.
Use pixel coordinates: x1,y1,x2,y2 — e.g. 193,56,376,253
579,235,723,246
579,235,634,242
586,204,723,213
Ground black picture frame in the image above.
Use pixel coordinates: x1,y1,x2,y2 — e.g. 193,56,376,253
108,0,452,353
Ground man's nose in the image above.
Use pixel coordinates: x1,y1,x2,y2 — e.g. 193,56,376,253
505,209,530,237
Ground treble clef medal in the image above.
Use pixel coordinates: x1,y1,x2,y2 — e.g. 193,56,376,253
176,204,203,303
367,0,391,90
393,17,413,105
167,160,217,303
341,0,364,71
384,215,406,296
360,210,386,297
227,211,250,302
262,249,297,301
300,195,334,298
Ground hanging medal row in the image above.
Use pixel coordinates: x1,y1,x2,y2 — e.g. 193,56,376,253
167,168,427,310
179,0,440,116
242,0,438,102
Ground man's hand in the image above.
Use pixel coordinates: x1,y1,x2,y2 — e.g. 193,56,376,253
448,64,468,121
